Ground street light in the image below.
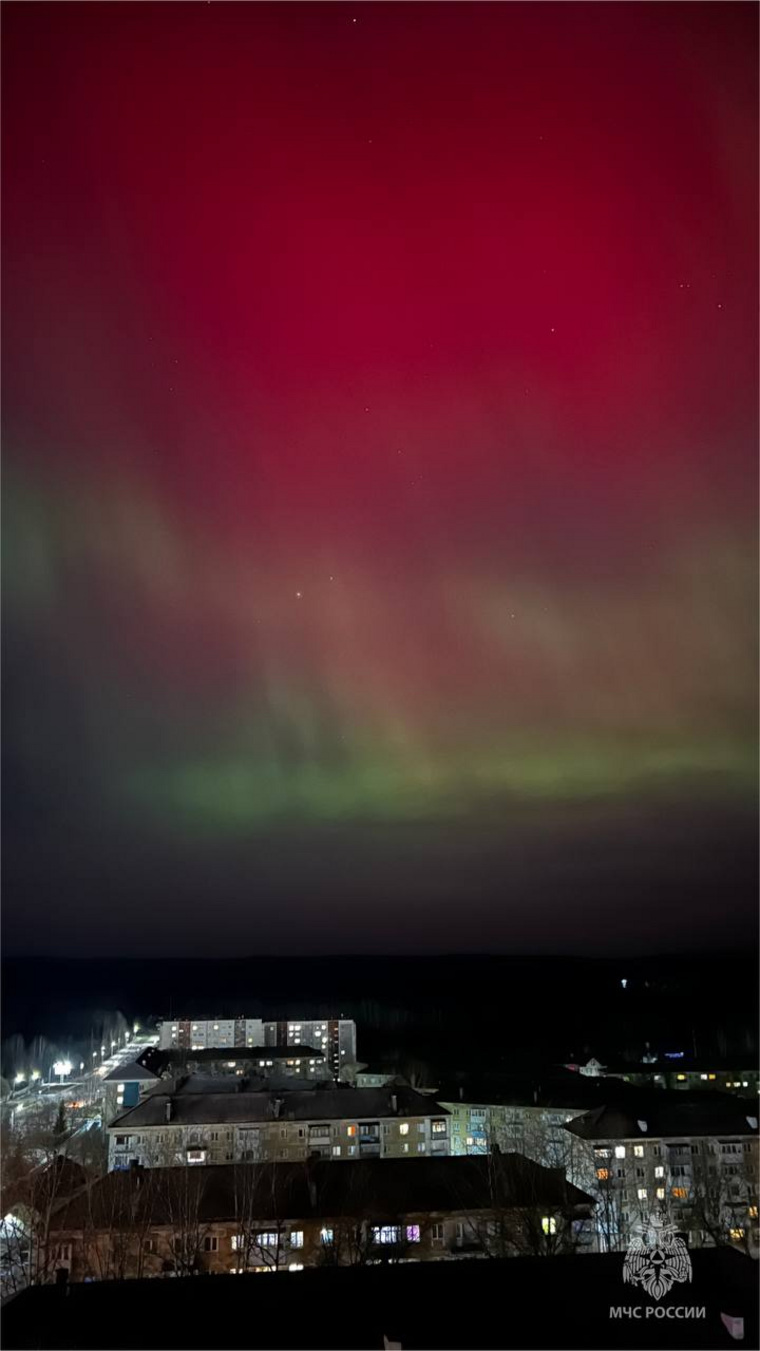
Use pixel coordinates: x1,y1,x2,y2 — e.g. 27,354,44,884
14,1073,24,1086
53,1061,72,1083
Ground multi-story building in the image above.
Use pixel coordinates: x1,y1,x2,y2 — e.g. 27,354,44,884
157,1019,357,1079
47,1154,595,1281
565,1095,759,1254
107,1084,451,1172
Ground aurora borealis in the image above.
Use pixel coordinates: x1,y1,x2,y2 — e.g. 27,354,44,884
3,2,757,955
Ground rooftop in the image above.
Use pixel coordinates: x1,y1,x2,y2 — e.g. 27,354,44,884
565,1096,759,1142
109,1084,447,1130
49,1153,593,1231
3,1248,755,1350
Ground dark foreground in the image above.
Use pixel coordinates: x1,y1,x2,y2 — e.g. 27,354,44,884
3,1248,757,1351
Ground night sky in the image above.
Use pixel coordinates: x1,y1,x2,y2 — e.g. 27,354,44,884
3,3,757,957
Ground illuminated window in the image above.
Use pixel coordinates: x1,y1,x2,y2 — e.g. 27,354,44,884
729,1228,745,1241
466,1136,474,1146
656,1188,665,1200
708,1074,716,1081
654,1166,664,1178
596,1168,609,1180
676,1074,686,1082
672,1187,688,1199
320,1228,333,1245
406,1225,420,1243
255,1232,278,1247
614,1146,626,1159
700,1074,708,1081
541,1216,557,1235
290,1231,304,1248
432,1121,446,1134
372,1226,401,1245
633,1145,644,1157
346,1125,357,1137
332,1146,341,1157
594,1148,611,1159
637,1188,647,1201
288,1263,304,1271
399,1123,409,1136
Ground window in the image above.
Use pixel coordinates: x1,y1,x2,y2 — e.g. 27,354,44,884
143,1238,155,1253
256,1232,278,1247
406,1225,420,1243
654,1166,664,1178
320,1228,334,1245
466,1136,475,1146
635,1168,645,1178
231,1235,244,1250
672,1187,688,1199
676,1074,686,1082
432,1224,444,1242
187,1149,206,1163
372,1226,401,1245
203,1236,218,1252
614,1146,626,1159
637,1188,647,1201
418,1142,426,1152
332,1146,341,1157
57,1244,72,1262
290,1231,304,1248
541,1217,557,1235
418,1123,425,1133
729,1228,745,1242
594,1147,611,1159
402,1143,409,1154
656,1188,665,1200
432,1121,446,1134
346,1125,357,1137
115,1136,127,1146
288,1263,304,1271
596,1168,609,1180
708,1074,716,1081
633,1145,644,1157
399,1123,409,1136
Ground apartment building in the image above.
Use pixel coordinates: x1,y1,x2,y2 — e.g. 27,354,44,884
565,1096,759,1254
47,1154,594,1281
157,1019,357,1079
438,1080,598,1175
107,1084,451,1171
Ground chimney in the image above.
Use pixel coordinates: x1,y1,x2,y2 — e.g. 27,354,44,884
390,1094,398,1114
459,1086,464,1102
273,1097,283,1120
165,1099,174,1123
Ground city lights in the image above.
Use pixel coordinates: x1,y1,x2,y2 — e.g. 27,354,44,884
53,1060,73,1082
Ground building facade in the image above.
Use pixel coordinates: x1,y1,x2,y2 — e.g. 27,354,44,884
48,1155,594,1281
108,1085,451,1172
157,1019,357,1079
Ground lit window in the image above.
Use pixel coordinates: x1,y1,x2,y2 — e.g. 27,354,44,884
708,1074,716,1081
231,1235,244,1250
656,1188,665,1200
372,1226,401,1245
290,1231,304,1248
676,1074,686,1082
596,1168,609,1180
346,1125,356,1137
700,1074,708,1081
466,1136,474,1146
633,1146,644,1158
418,1142,426,1152
332,1146,341,1157
406,1225,420,1243
256,1232,278,1247
399,1123,409,1136
672,1187,688,1199
541,1217,557,1235
288,1263,304,1271
637,1188,647,1200
614,1146,626,1159
748,1206,758,1220
654,1166,664,1178
742,1081,749,1088
320,1228,333,1245
432,1121,447,1134
729,1228,745,1242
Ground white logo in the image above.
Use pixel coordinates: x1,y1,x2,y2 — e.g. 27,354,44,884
623,1215,692,1302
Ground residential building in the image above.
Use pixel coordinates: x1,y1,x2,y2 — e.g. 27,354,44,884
107,1084,451,1171
46,1154,594,1281
157,1019,357,1079
565,1095,759,1254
